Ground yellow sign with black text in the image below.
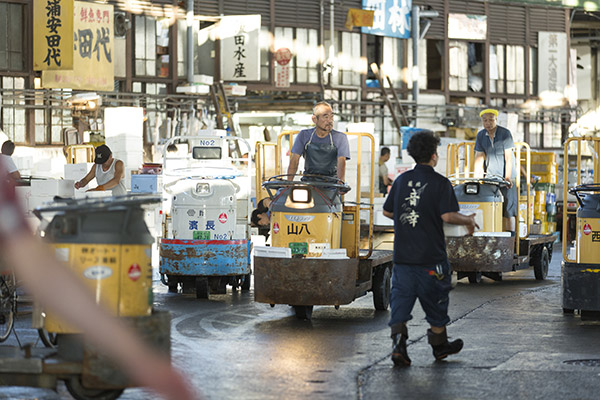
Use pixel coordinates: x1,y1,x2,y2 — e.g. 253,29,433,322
33,0,74,70
42,1,114,91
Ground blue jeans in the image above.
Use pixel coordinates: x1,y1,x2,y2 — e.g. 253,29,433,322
388,259,452,329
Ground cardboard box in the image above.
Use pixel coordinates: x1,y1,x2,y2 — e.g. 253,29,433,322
131,174,163,193
31,179,75,197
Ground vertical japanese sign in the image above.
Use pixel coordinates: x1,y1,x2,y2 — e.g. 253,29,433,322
361,0,411,38
538,32,567,95
33,0,74,70
219,15,261,81
274,48,292,88
42,1,114,91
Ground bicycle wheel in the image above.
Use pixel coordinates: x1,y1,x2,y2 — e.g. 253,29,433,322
0,271,16,342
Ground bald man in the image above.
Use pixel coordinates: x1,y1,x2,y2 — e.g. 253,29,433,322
473,109,517,233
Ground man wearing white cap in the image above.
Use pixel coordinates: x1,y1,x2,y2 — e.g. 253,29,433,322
474,109,517,234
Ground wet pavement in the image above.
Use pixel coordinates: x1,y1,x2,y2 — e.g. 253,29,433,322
4,244,600,399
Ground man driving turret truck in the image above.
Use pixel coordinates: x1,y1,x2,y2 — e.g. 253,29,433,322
286,101,350,181
474,109,517,234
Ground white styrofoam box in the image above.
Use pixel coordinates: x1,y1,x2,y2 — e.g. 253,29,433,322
14,156,34,171
64,163,94,180
374,209,393,226
106,135,143,151
74,190,112,199
224,85,246,96
31,179,75,197
131,174,163,193
193,74,214,85
15,186,32,213
253,246,291,258
104,107,144,138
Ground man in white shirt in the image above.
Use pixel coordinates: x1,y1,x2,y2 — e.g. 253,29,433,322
75,144,127,196
0,140,21,181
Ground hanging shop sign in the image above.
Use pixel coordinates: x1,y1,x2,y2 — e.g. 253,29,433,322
274,47,292,88
33,0,74,70
42,1,114,91
361,0,411,39
448,14,487,40
538,32,568,97
219,15,261,81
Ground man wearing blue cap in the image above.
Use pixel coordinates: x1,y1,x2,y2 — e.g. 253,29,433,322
474,109,517,234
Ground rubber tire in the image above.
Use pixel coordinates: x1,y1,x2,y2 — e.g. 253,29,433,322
65,377,124,400
468,272,482,284
372,265,391,311
533,246,549,280
38,328,58,348
0,272,16,342
195,277,209,299
167,275,178,293
293,305,313,320
241,273,251,291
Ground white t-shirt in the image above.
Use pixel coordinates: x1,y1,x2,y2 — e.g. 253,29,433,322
95,158,127,196
0,154,18,173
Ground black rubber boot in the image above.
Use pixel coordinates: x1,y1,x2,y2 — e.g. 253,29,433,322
391,323,411,366
427,328,463,360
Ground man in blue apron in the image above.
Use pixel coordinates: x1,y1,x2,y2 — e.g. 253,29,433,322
474,109,517,233
287,101,350,181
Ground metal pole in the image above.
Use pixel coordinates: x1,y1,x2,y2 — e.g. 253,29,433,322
411,6,419,105
186,0,194,83
329,0,335,85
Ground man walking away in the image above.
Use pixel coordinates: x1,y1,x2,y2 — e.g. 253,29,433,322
383,131,478,366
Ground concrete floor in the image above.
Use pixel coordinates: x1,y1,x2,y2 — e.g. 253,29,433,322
4,243,600,400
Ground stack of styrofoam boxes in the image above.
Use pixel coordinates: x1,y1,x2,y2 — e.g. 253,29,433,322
373,197,393,227
104,107,145,191
64,163,95,198
29,179,75,214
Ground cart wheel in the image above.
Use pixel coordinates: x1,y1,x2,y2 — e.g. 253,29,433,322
38,328,58,348
372,265,391,311
195,277,209,299
293,305,313,320
533,246,549,280
167,275,178,293
65,377,124,400
0,272,16,342
241,273,251,291
468,272,482,284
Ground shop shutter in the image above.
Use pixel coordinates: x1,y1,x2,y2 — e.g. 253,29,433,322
488,3,526,45
322,0,362,31
223,0,271,25
194,0,220,16
413,0,445,39
275,0,321,28
529,7,567,44
448,0,485,15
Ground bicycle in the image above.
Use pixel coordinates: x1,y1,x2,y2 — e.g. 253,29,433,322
0,269,17,342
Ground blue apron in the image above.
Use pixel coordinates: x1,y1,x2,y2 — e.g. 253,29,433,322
303,129,338,177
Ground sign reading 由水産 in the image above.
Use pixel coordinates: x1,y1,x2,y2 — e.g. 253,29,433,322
33,0,74,70
42,1,114,91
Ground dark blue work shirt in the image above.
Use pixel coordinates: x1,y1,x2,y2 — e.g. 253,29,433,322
474,125,516,180
383,164,459,266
